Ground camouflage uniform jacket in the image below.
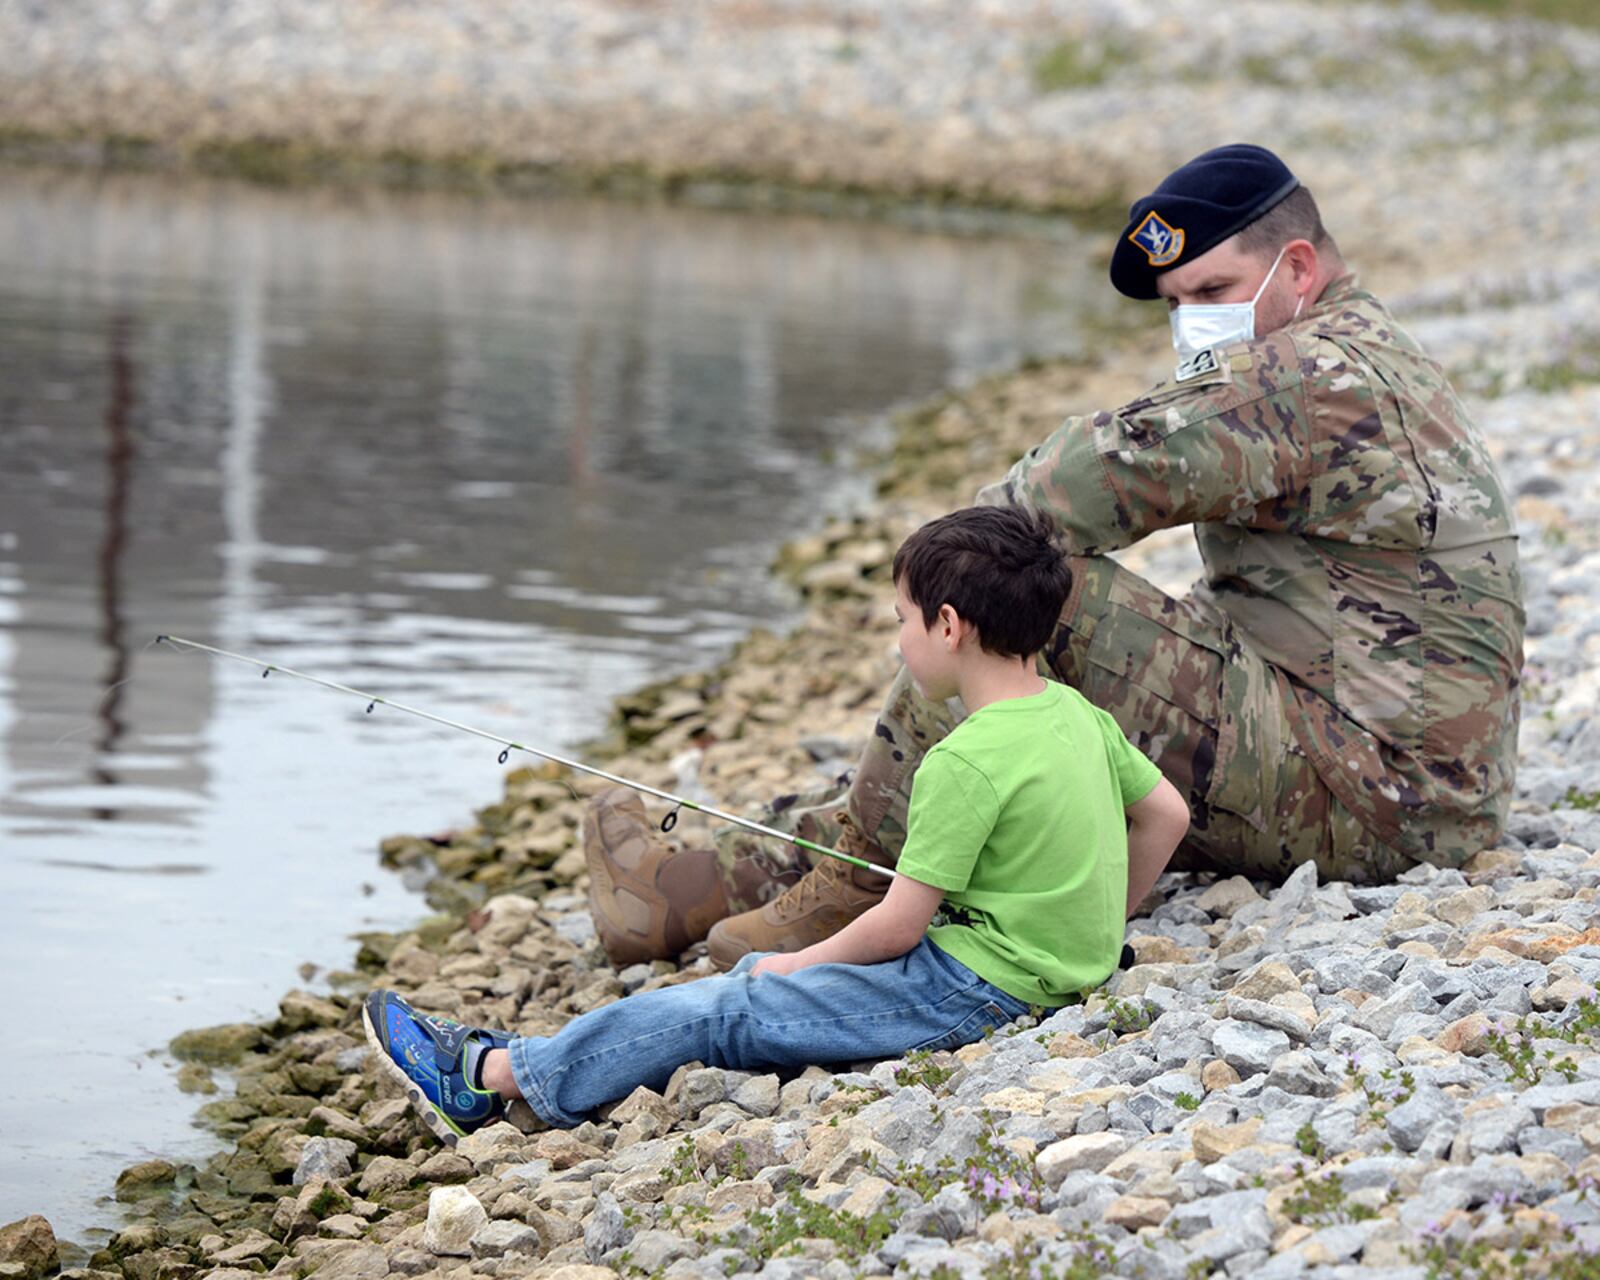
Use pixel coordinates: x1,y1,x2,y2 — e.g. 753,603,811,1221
978,275,1524,863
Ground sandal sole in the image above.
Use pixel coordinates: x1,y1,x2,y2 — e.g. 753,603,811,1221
361,1002,462,1149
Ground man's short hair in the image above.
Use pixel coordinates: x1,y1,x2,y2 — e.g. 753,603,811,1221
892,506,1072,659
1234,185,1339,261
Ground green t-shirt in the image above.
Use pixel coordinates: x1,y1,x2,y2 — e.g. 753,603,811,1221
894,681,1162,1007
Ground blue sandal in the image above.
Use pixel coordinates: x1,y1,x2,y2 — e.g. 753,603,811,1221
361,989,513,1145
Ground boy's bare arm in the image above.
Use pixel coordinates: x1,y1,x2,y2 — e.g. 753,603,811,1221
1126,776,1189,917
751,873,945,977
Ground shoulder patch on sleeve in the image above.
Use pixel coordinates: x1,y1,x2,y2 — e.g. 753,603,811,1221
1174,348,1220,382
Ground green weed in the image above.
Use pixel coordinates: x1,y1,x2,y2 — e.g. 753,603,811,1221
1483,998,1598,1087
1295,1122,1328,1161
667,1135,701,1186
706,1187,895,1266
1030,38,1134,93
1103,995,1156,1037
1281,1167,1376,1228
1343,1056,1415,1125
894,1049,958,1093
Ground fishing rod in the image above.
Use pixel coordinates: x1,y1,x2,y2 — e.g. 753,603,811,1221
155,634,893,880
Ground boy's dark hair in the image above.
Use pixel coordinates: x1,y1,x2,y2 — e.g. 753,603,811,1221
892,506,1072,658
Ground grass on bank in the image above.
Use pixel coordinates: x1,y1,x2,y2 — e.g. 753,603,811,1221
1409,0,1600,26
1030,37,1136,92
0,124,1132,233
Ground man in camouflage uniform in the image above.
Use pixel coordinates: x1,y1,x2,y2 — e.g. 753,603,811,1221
584,143,1524,970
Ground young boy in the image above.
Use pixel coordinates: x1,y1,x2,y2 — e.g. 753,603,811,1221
364,506,1189,1143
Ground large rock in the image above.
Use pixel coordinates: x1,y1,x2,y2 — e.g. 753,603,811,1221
1223,997,1311,1043
423,1186,488,1256
0,1217,57,1280
1266,861,1320,917
1435,1013,1496,1056
1197,877,1262,918
307,1105,368,1144
1461,1103,1536,1158
1188,1214,1273,1264
454,1121,527,1169
294,1137,358,1186
469,1221,541,1259
1188,1119,1262,1164
584,1191,633,1263
621,1230,698,1272
209,1229,281,1269
674,1067,730,1116
356,1155,414,1198
277,989,344,1033
114,1159,177,1200
1352,983,1438,1041
312,1243,389,1280
607,1087,673,1131
417,1151,474,1184
1387,1089,1455,1154
1264,1050,1337,1097
1211,1020,1291,1076
1433,885,1495,926
731,1073,781,1117
1229,961,1300,1003
530,1131,605,1170
1104,1195,1172,1230
1046,1033,1101,1059
706,1178,775,1218
534,1270,617,1280
1166,1189,1270,1240
1519,1080,1600,1119
1037,1133,1129,1186
169,1022,266,1065
863,1090,948,1157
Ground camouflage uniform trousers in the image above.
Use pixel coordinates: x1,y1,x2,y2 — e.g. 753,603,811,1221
711,554,1416,912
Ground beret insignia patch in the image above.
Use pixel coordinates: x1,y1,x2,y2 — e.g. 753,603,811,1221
1128,211,1184,267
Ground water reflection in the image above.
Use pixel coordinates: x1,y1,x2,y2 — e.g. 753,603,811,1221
0,169,1112,1237
93,313,136,820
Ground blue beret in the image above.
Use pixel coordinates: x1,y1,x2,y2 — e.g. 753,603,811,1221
1109,144,1300,300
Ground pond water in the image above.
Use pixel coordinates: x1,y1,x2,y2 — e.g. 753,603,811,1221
0,168,1127,1240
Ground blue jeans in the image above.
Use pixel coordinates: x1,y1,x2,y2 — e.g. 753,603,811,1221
506,938,1033,1127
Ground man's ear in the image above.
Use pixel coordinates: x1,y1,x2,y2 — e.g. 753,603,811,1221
1285,238,1318,289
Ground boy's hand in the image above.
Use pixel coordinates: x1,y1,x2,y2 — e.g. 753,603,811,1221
750,951,811,978
1125,776,1189,917
749,875,944,977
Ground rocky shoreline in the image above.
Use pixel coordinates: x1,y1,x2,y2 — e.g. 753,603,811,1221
5,2,1600,1278
3,1,1600,272
11,333,1599,1280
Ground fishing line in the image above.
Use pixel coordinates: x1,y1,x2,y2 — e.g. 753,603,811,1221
155,634,893,880
48,637,170,752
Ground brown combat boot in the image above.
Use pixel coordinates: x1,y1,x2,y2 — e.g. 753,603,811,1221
583,787,729,967
705,815,891,970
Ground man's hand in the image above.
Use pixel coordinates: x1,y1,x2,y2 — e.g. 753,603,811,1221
751,951,811,978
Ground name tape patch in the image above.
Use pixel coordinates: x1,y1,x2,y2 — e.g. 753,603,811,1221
1174,347,1220,382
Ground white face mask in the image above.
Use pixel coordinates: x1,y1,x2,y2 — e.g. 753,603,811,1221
1169,246,1300,360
